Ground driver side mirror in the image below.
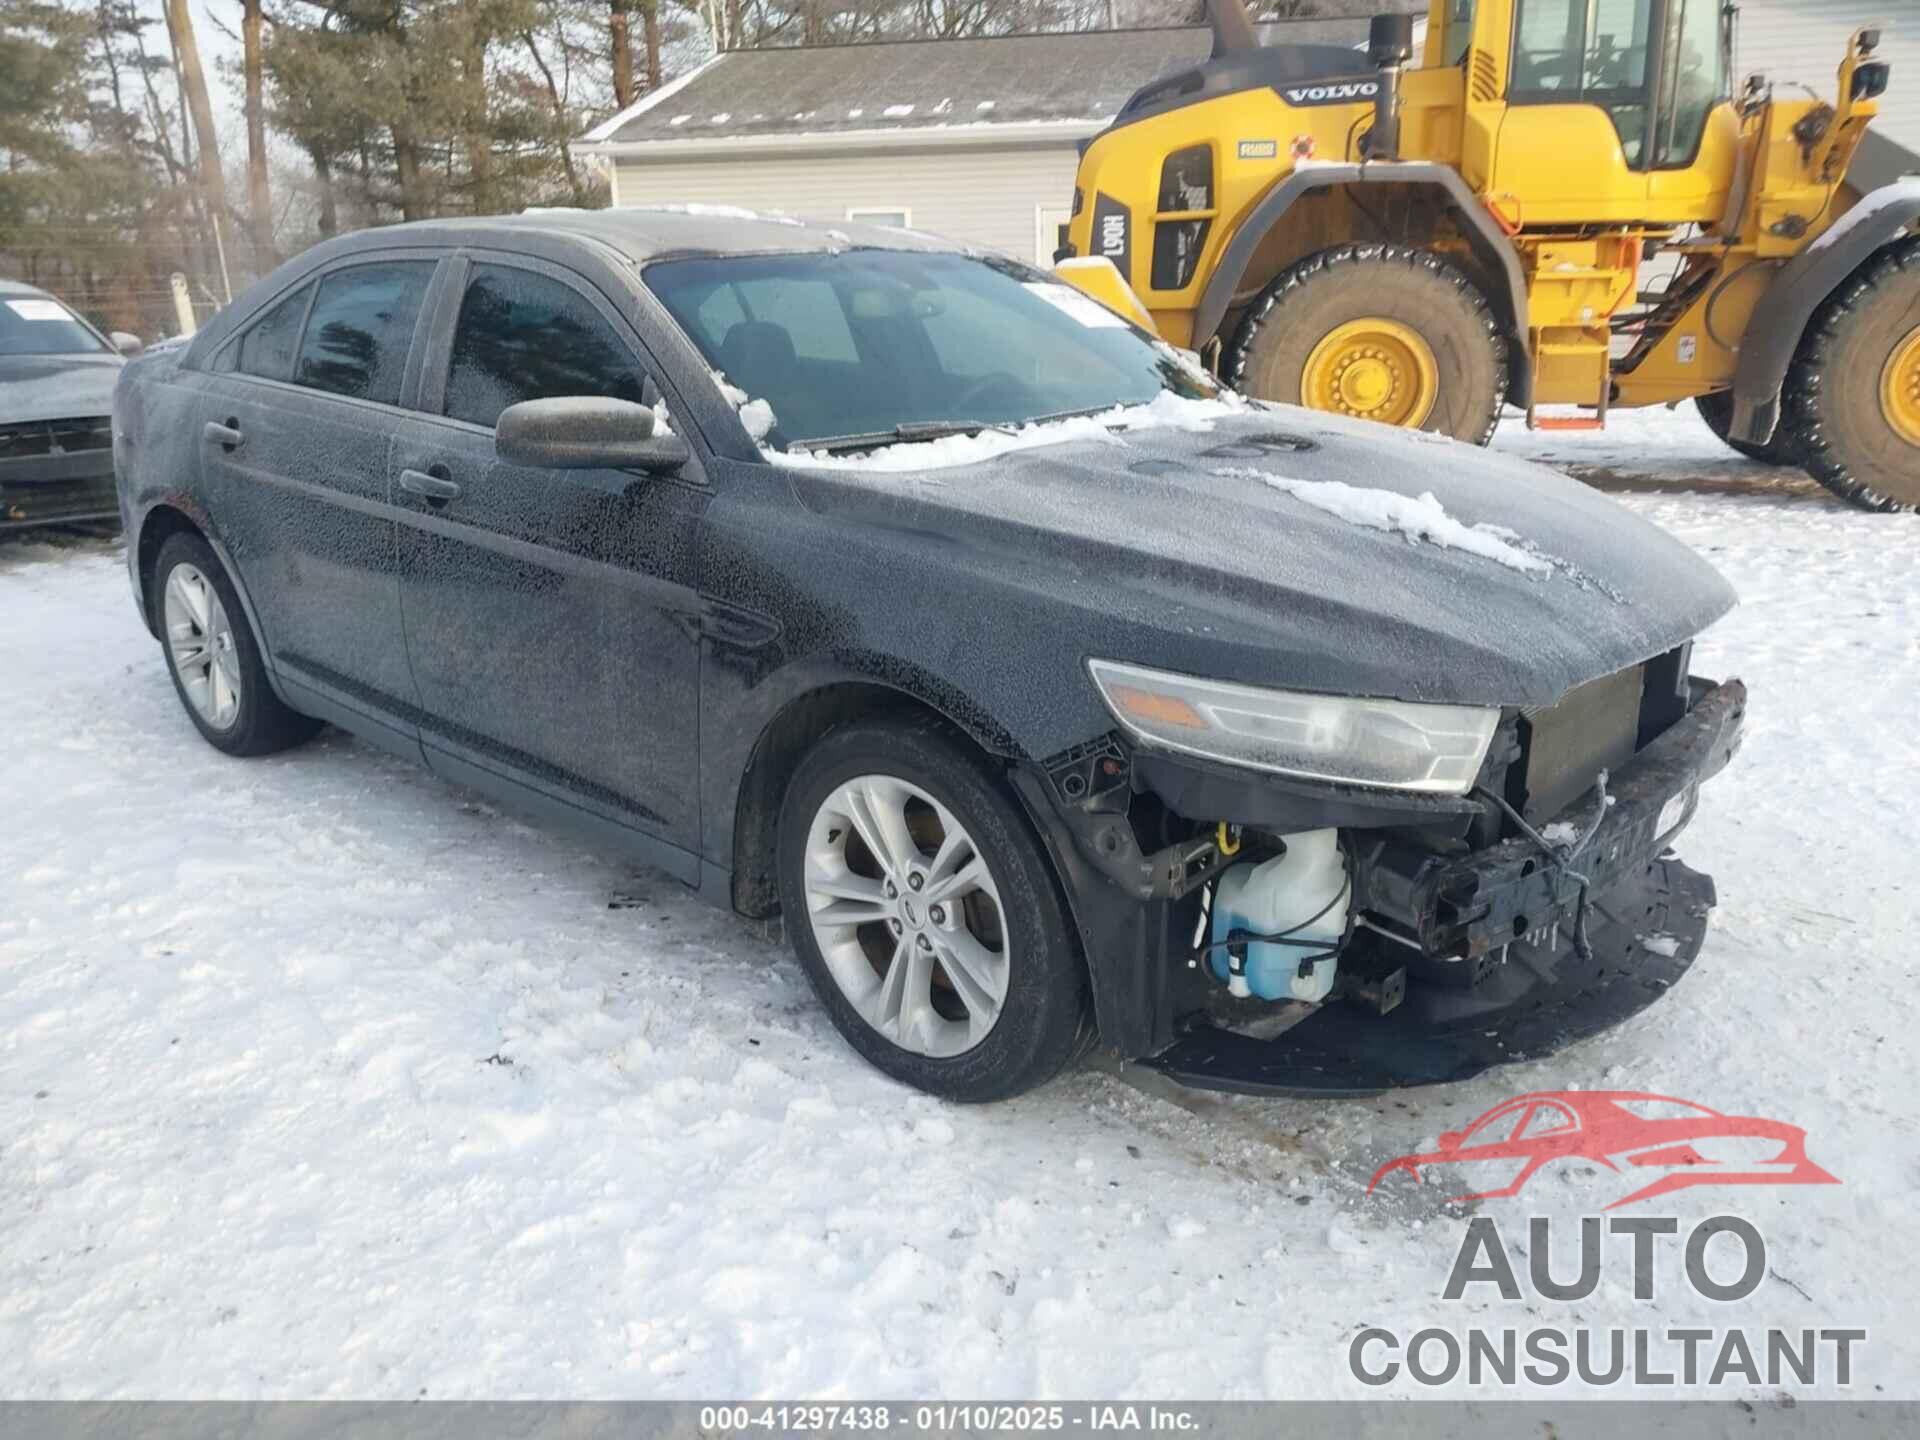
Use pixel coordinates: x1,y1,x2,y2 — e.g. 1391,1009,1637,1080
110,331,144,357
495,396,689,474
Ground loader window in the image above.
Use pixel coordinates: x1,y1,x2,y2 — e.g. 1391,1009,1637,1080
1443,1,1476,67
1510,0,1655,165
1649,0,1731,168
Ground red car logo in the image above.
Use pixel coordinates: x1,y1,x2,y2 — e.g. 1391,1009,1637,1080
1367,1091,1839,1211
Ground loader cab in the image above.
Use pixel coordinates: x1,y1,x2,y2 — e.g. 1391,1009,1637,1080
1459,0,1740,224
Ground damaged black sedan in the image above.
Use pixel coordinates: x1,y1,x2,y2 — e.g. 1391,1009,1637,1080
113,210,1743,1101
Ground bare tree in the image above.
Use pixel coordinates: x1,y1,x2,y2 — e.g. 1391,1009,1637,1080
242,0,275,266
161,0,230,297
610,0,635,106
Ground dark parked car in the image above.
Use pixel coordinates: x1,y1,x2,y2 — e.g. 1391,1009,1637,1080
2,279,141,532
113,210,1745,1102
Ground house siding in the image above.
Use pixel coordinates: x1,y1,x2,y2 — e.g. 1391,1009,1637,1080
1737,0,1918,167
611,143,1083,261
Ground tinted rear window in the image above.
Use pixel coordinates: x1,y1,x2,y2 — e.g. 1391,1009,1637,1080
293,262,434,405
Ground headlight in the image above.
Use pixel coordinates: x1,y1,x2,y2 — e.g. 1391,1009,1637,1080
1088,659,1500,795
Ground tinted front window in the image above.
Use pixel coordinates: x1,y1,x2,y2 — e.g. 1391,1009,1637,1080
293,262,433,404
0,294,108,356
235,282,312,381
444,264,647,428
646,250,1217,448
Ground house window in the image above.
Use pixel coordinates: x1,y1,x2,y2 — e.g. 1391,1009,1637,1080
847,207,911,228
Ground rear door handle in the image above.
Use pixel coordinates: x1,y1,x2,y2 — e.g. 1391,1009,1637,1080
399,467,461,502
203,420,243,450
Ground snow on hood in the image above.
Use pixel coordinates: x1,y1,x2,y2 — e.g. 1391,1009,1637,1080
777,407,1737,707
765,390,1249,472
1215,466,1554,576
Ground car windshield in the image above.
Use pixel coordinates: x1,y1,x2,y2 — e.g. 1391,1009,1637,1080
0,295,109,356
645,249,1219,450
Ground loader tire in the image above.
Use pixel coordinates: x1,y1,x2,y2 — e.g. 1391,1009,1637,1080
1225,245,1508,446
1693,389,1800,466
1783,237,1920,513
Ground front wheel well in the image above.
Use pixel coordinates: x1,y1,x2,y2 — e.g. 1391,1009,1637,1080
729,683,1006,919
134,504,205,637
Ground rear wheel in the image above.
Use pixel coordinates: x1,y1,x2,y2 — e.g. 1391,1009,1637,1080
1693,389,1800,466
154,532,322,756
1225,244,1509,445
776,718,1091,1102
1783,237,1920,512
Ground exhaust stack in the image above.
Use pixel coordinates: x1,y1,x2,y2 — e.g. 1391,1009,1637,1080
1206,0,1260,59
1366,13,1416,160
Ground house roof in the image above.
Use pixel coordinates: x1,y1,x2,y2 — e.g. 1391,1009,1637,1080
577,21,1375,153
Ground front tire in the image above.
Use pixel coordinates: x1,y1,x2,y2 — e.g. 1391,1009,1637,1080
1693,389,1800,466
1784,237,1920,512
154,532,322,756
1225,244,1509,445
776,718,1091,1102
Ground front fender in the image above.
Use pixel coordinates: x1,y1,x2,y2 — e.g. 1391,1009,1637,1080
1731,177,1920,443
698,646,1032,894
1190,160,1533,405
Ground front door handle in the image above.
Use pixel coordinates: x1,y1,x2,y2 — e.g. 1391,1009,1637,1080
203,419,243,450
399,467,461,502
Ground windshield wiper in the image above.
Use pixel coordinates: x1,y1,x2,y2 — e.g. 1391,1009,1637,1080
805,419,1019,454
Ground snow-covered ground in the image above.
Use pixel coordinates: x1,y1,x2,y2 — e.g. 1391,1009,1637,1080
2,408,1915,1401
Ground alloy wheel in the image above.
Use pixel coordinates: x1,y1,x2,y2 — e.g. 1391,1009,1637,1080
164,562,242,729
802,773,1010,1058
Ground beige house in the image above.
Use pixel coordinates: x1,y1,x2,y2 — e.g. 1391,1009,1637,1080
571,21,1374,265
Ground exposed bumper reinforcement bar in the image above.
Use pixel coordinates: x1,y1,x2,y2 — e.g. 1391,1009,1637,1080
1133,679,1745,1096
1137,854,1714,1096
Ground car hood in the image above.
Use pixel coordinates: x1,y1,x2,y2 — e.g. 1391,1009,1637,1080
0,353,123,424
780,406,1738,708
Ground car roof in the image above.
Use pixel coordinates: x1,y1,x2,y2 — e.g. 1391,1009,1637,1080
0,278,57,299
332,207,969,265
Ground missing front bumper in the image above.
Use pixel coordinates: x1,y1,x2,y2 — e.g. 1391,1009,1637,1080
1128,678,1745,1095
1137,852,1715,1096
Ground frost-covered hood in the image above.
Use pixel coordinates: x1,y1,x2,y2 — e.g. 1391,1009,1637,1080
0,353,123,424
781,407,1738,708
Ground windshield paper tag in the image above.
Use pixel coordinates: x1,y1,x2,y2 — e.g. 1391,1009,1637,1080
6,299,71,322
1023,282,1126,329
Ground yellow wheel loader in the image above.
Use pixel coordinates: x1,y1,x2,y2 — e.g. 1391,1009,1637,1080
1056,0,1920,511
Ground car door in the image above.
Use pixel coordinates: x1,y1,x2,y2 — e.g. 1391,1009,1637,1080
392,251,709,862
195,254,442,748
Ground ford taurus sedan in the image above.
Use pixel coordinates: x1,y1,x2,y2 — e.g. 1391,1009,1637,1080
113,210,1745,1101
